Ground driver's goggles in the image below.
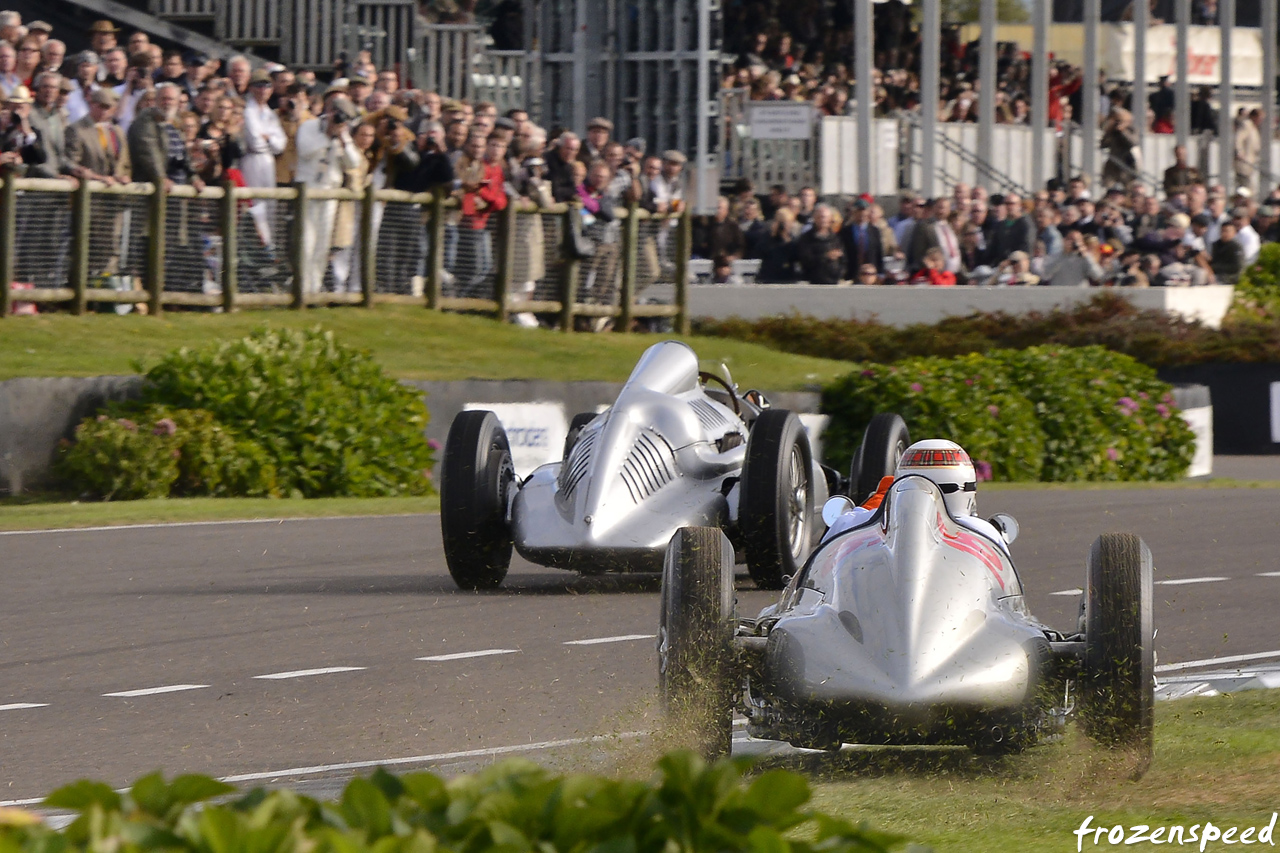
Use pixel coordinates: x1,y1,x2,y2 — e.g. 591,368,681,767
937,481,977,494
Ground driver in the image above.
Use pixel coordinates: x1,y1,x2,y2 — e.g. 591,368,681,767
824,439,1010,552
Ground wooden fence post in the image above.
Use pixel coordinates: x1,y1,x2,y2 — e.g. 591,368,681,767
618,203,640,333
559,204,581,333
0,169,13,317
289,183,307,309
426,188,446,309
674,210,692,336
360,183,377,307
69,179,93,315
493,200,518,323
146,182,166,317
219,181,238,313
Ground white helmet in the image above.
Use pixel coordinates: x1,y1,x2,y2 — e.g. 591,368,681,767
895,439,978,517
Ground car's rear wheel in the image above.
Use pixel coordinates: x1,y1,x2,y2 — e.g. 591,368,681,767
849,413,910,502
563,411,597,459
1080,533,1155,754
658,526,735,759
440,411,516,590
740,410,814,590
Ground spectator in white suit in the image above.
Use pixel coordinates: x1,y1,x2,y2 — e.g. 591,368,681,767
293,95,361,294
241,68,287,247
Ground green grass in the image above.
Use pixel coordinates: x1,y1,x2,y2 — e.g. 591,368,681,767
0,495,439,531
0,306,849,391
805,692,1280,852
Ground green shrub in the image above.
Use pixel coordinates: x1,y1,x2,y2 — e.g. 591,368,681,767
134,327,433,498
822,353,1045,482
821,346,1196,482
1230,243,1280,321
0,753,906,853
55,414,181,500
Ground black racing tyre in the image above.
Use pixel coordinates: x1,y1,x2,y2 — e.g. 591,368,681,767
563,411,597,459
849,413,911,503
740,409,814,590
658,526,735,760
1080,533,1155,753
440,410,516,591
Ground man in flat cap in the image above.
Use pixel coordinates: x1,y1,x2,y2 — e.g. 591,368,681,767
578,116,612,164
66,87,129,183
243,67,287,244
25,20,51,48
65,51,100,123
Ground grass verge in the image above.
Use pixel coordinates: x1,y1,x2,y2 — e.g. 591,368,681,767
0,495,440,531
0,306,849,391
805,692,1280,853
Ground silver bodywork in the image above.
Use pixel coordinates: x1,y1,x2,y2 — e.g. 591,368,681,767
743,475,1055,747
510,340,827,572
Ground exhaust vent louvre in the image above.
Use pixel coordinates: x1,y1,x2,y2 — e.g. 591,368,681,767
620,432,676,503
558,428,597,498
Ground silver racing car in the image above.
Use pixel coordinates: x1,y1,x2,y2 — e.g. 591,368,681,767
659,421,1155,760
440,340,839,590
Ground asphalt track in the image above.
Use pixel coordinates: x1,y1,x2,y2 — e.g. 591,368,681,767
2,487,1279,803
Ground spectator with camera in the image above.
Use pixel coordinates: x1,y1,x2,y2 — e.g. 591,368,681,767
294,94,361,294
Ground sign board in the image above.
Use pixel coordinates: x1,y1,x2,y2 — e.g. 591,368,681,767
1102,23,1263,86
749,102,814,140
1181,406,1214,479
462,402,568,478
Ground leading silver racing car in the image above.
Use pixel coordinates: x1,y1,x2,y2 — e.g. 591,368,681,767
440,340,836,590
659,422,1155,761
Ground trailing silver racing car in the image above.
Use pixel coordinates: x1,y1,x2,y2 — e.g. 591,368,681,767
659,422,1155,761
440,340,836,590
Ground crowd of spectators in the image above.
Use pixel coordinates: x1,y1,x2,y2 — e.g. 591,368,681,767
695,164,1280,286
0,10,691,310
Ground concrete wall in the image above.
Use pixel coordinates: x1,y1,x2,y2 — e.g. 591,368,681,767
683,284,1236,329
0,376,142,494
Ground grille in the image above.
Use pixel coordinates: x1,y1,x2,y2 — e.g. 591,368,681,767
558,427,597,498
620,432,676,504
689,397,730,431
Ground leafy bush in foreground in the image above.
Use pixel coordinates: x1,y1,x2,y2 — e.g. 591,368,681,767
695,292,1280,368
1231,243,1280,321
0,753,906,853
58,328,433,500
822,346,1195,482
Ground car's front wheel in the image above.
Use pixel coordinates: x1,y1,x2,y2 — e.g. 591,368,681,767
849,413,910,502
440,410,516,590
1080,532,1155,755
740,410,814,590
658,526,735,760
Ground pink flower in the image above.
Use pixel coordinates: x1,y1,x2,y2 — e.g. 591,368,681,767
427,438,442,451
1138,391,1150,400
987,404,1000,417
974,460,993,482
96,414,108,422
965,377,975,386
861,369,876,378
117,418,138,432
1155,403,1171,419
1106,447,1119,461
153,418,177,436
909,382,924,393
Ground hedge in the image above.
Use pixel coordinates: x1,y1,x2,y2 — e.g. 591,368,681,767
0,753,907,853
695,291,1280,369
822,346,1196,482
56,328,434,500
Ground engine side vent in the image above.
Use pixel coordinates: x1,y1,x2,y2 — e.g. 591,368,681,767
558,428,596,498
689,397,730,431
620,432,676,504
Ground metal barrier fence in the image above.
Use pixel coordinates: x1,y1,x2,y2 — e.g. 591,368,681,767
0,173,691,333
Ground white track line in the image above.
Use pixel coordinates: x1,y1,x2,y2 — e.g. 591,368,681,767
0,515,423,537
1049,588,1083,596
218,730,648,783
103,684,209,698
564,634,655,646
0,703,48,711
254,667,366,680
1155,649,1280,673
416,649,520,662
1156,576,1229,586
1258,572,1280,578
